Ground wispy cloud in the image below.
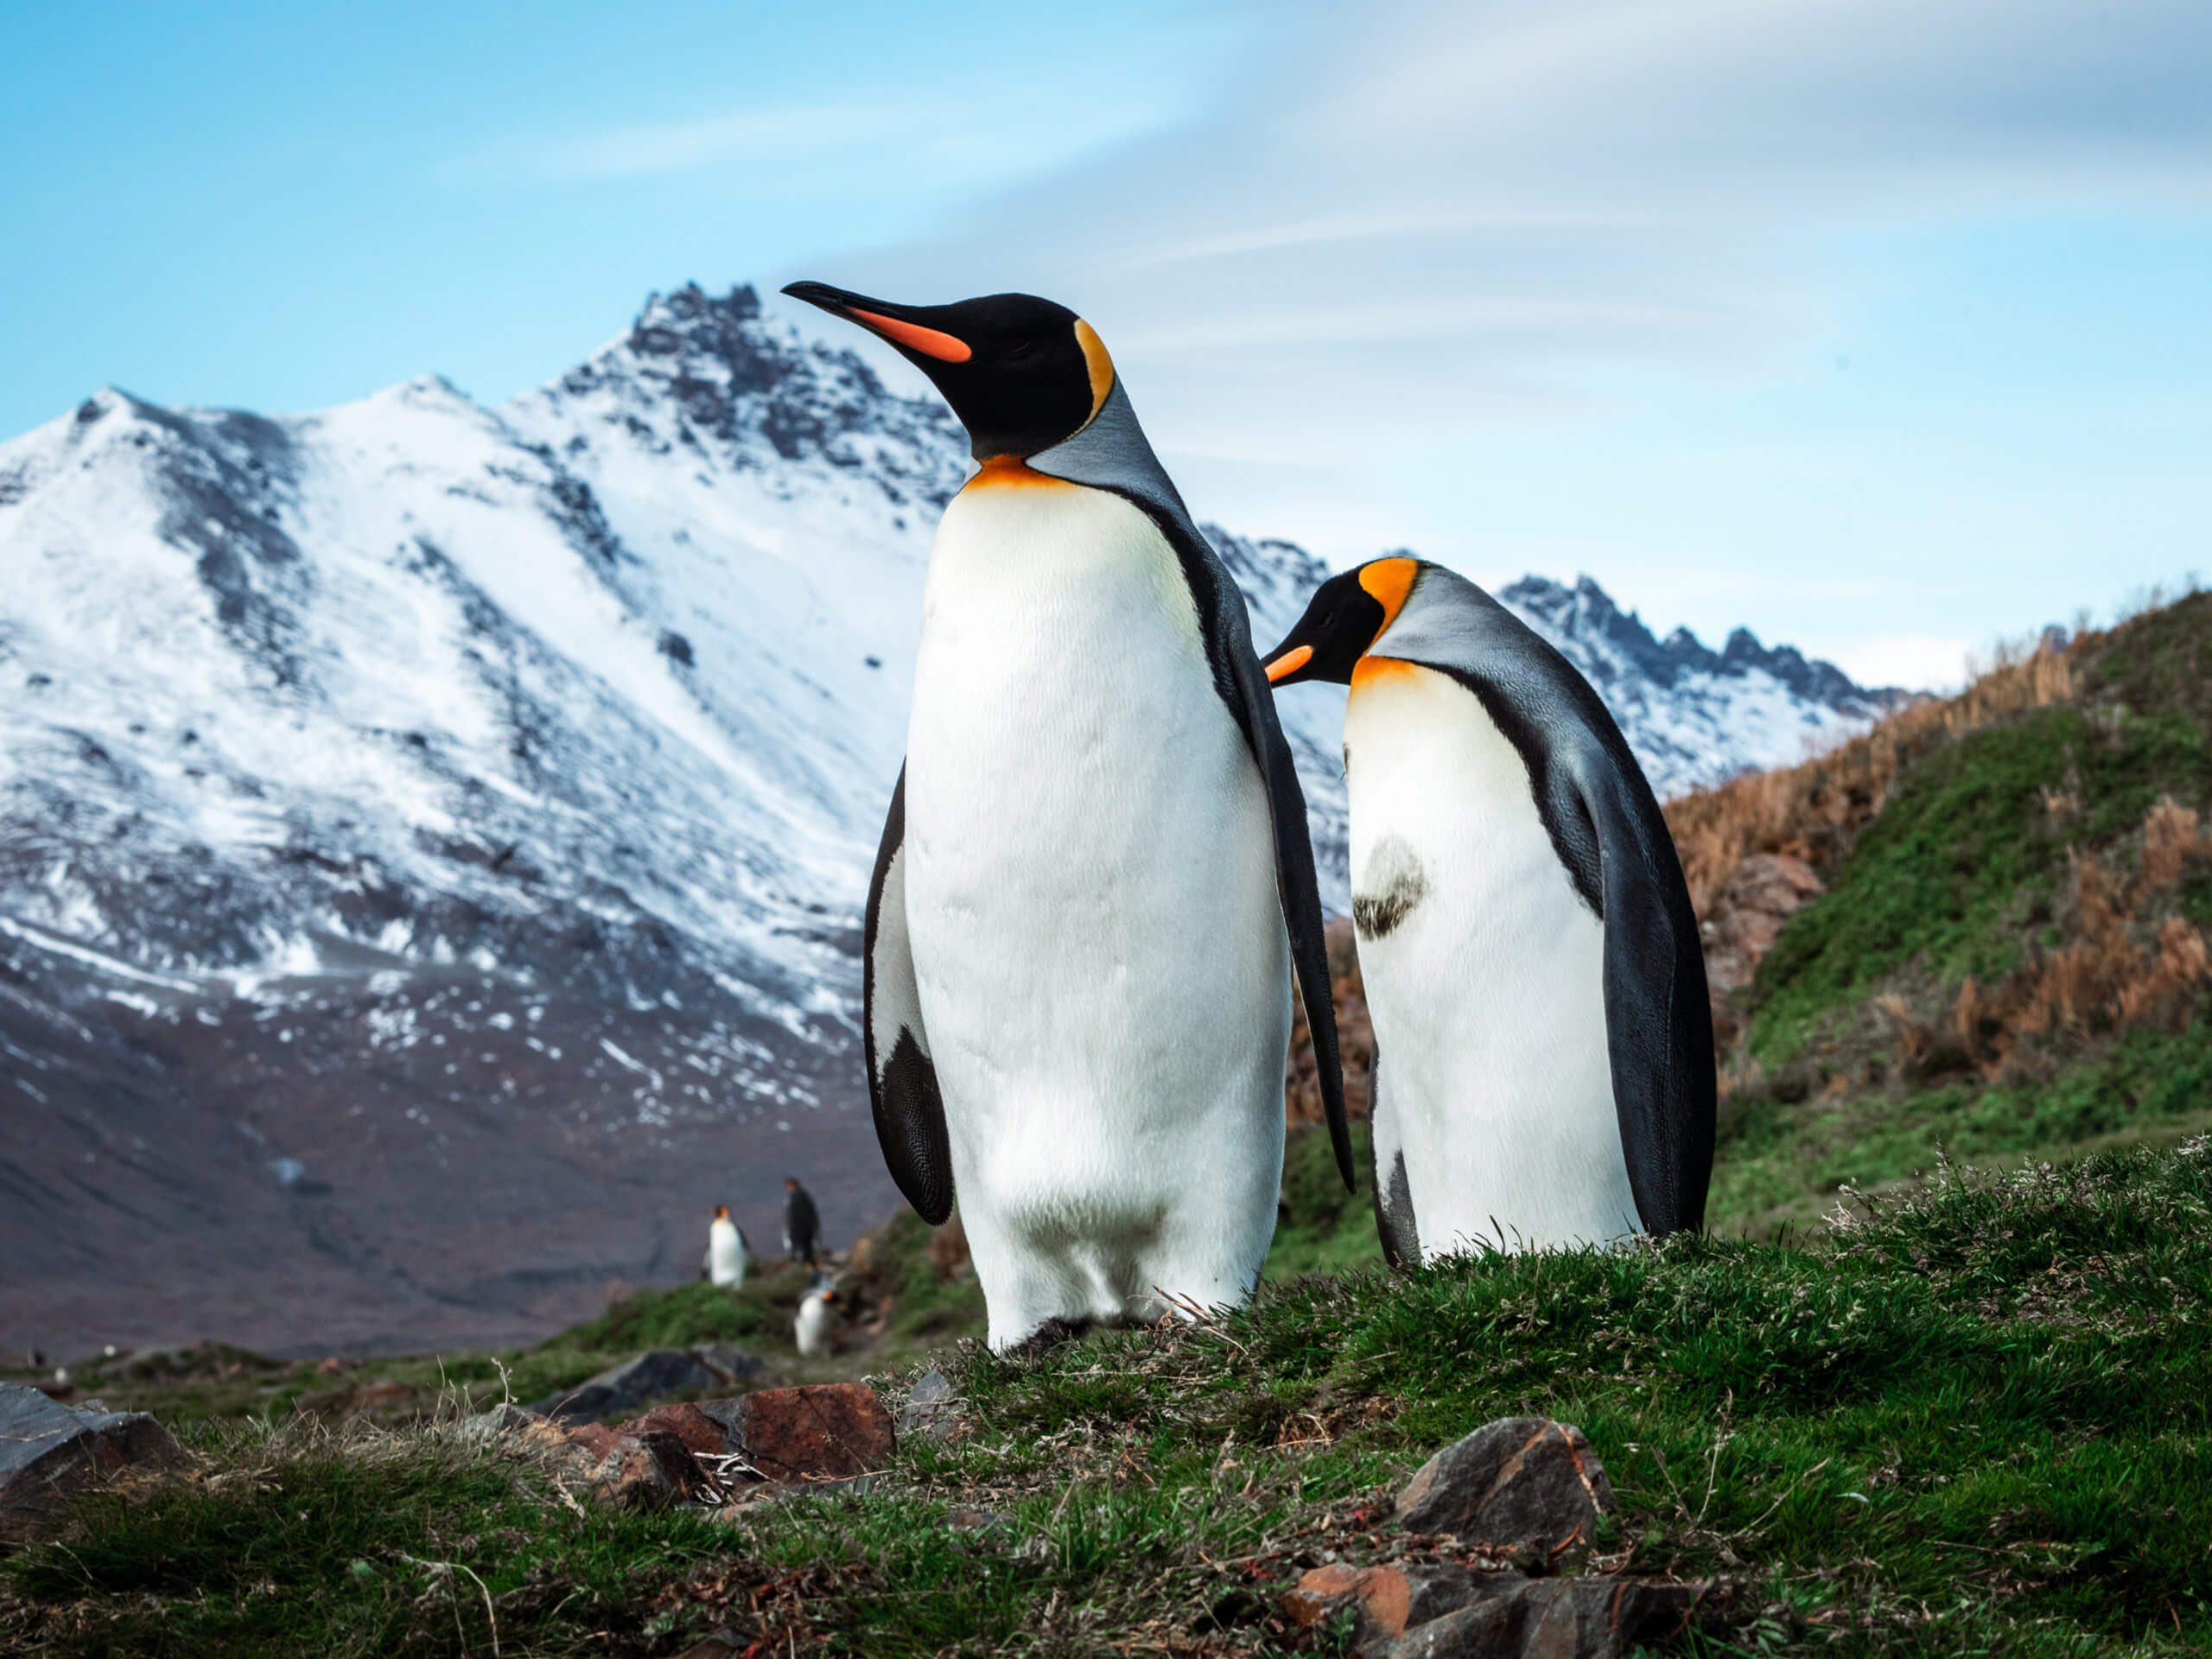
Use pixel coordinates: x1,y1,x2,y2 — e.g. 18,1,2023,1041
810,0,2212,659
522,105,907,181
438,82,1192,190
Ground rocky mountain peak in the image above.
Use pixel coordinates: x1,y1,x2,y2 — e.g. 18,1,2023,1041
525,283,964,505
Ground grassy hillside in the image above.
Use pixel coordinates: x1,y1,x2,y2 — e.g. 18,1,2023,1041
8,1140,2208,1655
1681,590,2212,1235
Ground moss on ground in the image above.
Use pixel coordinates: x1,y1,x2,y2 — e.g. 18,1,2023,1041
8,1141,2209,1656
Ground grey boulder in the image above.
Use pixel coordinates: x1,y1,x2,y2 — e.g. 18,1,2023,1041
897,1367,962,1445
1396,1417,1618,1557
1,1381,181,1543
528,1348,754,1424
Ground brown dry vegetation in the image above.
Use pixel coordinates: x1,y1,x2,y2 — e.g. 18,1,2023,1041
1663,635,2077,922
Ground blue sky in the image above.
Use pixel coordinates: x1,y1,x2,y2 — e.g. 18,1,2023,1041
7,0,2209,689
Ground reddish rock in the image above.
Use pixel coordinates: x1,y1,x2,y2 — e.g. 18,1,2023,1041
1287,1564,1482,1641
1702,853,1824,1047
512,1415,706,1510
588,1428,708,1510
1396,1418,1617,1557
622,1402,731,1459
699,1383,895,1485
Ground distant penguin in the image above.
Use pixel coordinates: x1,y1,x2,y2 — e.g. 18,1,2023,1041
794,1281,840,1357
702,1205,749,1287
783,279,1351,1350
1261,558,1714,1260
783,1177,820,1267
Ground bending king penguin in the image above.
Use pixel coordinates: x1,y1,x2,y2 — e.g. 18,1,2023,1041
1262,559,1714,1263
785,281,1351,1350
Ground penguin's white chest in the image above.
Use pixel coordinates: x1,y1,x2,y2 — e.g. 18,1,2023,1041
707,1221,745,1287
900,472,1288,1344
1345,659,1637,1252
794,1292,833,1357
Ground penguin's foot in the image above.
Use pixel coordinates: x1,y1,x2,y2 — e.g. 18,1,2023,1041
1006,1315,1098,1358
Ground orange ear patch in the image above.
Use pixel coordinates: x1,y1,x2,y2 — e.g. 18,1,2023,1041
1264,645,1313,683
1074,319,1115,421
1357,557,1420,630
848,307,973,363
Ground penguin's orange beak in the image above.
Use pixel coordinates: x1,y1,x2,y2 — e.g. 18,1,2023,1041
782,282,972,362
1263,645,1313,683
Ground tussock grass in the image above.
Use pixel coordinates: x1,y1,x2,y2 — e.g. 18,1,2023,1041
10,1142,2209,1656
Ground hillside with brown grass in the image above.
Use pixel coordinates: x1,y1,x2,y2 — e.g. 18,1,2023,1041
1284,586,2212,1241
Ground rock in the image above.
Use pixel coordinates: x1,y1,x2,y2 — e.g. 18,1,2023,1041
527,1350,721,1423
1287,1563,1483,1643
897,1367,961,1444
1396,1418,1617,1557
693,1345,761,1387
486,1382,893,1505
1702,852,1823,1048
697,1384,896,1485
511,1415,707,1510
622,1402,731,1459
1370,1573,1711,1659
452,1402,543,1447
0,1381,183,1543
589,1429,709,1510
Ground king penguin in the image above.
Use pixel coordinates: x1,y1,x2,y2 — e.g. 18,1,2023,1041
783,280,1351,1351
702,1205,748,1288
1260,558,1713,1262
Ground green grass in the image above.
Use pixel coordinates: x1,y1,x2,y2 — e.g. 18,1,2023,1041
10,1141,2209,1656
1749,705,2209,1065
1711,1008,2212,1235
1265,1120,1386,1280
9,1150,2202,1654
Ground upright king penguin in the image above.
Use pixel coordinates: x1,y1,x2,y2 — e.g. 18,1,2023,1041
784,281,1351,1350
1260,559,1713,1261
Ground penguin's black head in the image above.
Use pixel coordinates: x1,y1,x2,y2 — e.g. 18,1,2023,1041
781,282,1114,462
1262,558,1423,686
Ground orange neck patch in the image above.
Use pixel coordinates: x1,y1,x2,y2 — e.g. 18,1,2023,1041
1349,655,1424,696
963,454,1072,491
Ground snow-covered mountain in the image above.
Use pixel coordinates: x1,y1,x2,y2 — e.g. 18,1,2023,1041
0,283,1891,1356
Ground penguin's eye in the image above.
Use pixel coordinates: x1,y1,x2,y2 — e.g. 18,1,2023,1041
1004,337,1037,361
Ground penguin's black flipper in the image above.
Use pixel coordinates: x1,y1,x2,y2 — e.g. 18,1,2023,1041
1579,768,1716,1235
1028,380,1354,1190
1368,1042,1421,1270
864,767,955,1224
